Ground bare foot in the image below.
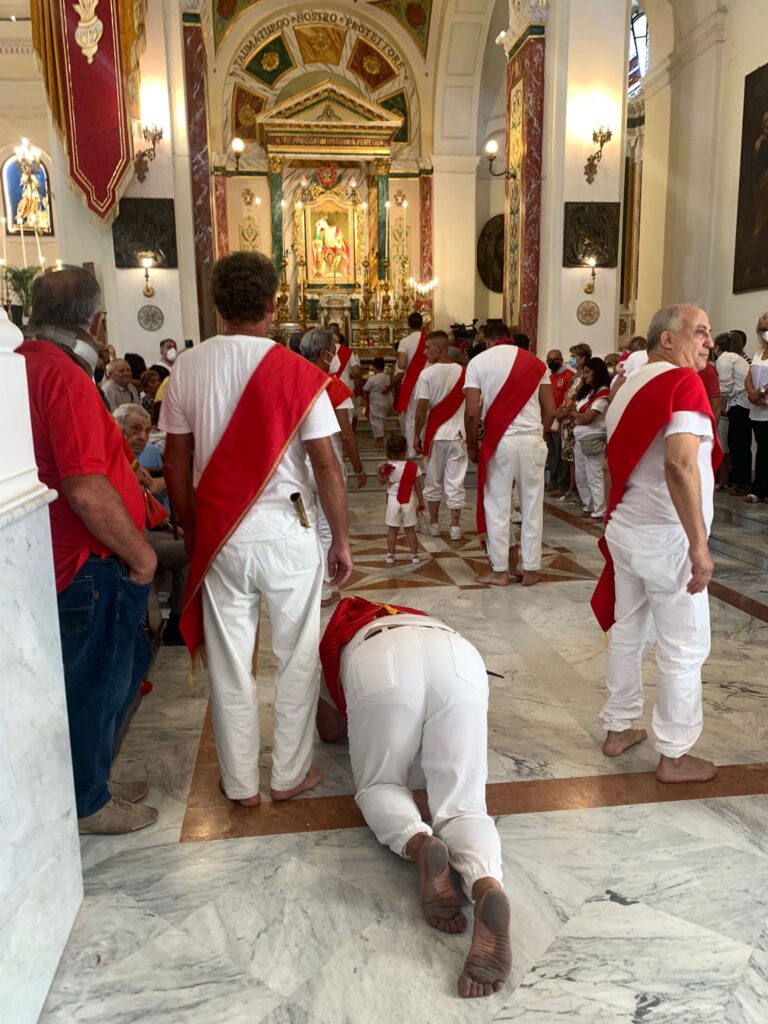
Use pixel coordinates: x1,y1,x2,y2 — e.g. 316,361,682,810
407,834,466,934
521,571,540,587
270,765,322,801
508,547,523,580
656,754,718,784
475,570,510,586
218,778,261,807
458,884,512,998
602,729,647,757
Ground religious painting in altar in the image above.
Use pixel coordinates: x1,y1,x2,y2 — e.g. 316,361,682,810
304,196,356,287
1,152,53,236
733,62,768,292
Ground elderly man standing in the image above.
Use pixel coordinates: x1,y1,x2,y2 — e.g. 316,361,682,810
464,323,555,587
102,358,139,411
413,330,468,540
160,252,352,806
19,267,158,833
592,304,722,784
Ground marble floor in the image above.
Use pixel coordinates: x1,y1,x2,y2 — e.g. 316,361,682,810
40,446,768,1023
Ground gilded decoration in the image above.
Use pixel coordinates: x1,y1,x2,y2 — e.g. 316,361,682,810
73,0,104,63
291,178,364,289
380,89,410,144
232,84,265,141
213,0,263,50
348,37,398,91
370,0,431,58
244,33,295,88
294,25,346,66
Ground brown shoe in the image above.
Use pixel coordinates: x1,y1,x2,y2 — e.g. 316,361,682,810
109,779,149,803
78,797,158,835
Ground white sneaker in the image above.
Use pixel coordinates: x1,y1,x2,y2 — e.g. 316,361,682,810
428,522,441,537
385,554,396,564
449,525,462,541
410,555,421,565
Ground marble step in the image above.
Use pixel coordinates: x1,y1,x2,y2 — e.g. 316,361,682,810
712,500,768,538
709,519,768,570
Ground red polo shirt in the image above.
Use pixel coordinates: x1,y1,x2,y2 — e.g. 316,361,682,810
20,340,145,592
549,367,574,429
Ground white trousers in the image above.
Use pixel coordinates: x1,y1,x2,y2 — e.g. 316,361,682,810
399,398,418,457
344,625,502,898
423,438,468,509
202,529,324,797
311,444,345,601
368,398,389,439
574,438,606,514
600,521,711,757
484,433,547,571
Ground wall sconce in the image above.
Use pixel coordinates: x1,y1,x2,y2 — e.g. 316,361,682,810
231,136,245,172
483,139,517,180
584,127,612,184
134,123,163,183
141,256,155,297
583,257,597,293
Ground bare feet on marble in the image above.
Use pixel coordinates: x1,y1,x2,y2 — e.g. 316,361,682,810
520,571,540,587
458,880,512,998
218,778,261,807
507,546,523,581
474,570,511,586
656,753,718,784
406,833,466,934
270,765,323,801
602,728,648,757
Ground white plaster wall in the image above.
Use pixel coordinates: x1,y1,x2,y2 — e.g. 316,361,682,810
432,155,480,327
474,172,505,322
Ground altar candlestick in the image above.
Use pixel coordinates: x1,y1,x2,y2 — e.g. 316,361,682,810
18,218,27,268
385,200,390,262
34,225,43,264
1,217,6,264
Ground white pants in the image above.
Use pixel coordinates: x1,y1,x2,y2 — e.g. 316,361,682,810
202,529,324,797
423,438,468,510
385,493,418,528
399,398,418,457
344,625,502,898
600,521,711,757
310,443,345,601
369,398,389,439
574,438,606,514
484,433,547,571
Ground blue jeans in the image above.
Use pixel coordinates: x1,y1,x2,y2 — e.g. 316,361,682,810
57,555,152,818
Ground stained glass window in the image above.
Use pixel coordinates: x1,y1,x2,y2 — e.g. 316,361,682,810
629,3,649,98
2,148,54,237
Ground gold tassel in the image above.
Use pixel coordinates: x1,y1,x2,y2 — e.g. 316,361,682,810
187,644,208,684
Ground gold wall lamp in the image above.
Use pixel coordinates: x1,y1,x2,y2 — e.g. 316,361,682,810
141,256,155,297
483,139,517,180
583,256,597,293
231,137,245,172
134,123,163,183
584,127,612,184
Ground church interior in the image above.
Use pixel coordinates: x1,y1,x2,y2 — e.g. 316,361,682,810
3,0,768,1020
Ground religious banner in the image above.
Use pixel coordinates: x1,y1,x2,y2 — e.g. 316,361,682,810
30,0,145,222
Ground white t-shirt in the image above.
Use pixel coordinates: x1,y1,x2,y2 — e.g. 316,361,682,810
364,371,391,412
622,349,649,378
413,362,465,442
573,391,610,438
397,330,422,368
716,350,750,410
159,334,339,540
464,345,548,435
749,351,768,422
607,362,714,534
329,345,360,394
383,459,422,499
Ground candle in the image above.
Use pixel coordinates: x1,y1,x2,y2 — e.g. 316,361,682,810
0,217,6,264
18,217,27,268
34,226,42,264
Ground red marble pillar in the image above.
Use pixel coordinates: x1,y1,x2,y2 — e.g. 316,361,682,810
182,20,215,338
419,171,433,316
504,33,545,352
213,175,229,258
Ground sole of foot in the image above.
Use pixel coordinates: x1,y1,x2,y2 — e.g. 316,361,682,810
474,572,510,586
457,888,512,999
656,754,718,784
602,728,648,757
270,765,322,801
78,797,158,835
521,572,540,587
419,837,466,934
218,778,261,806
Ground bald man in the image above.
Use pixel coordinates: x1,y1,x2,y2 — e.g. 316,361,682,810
102,359,139,412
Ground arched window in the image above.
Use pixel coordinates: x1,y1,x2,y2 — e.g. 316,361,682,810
629,3,649,98
2,146,54,238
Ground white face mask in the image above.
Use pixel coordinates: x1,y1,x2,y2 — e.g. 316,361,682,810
165,347,177,363
761,330,768,343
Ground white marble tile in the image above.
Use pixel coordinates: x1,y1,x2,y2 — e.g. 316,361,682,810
723,948,768,1024
643,795,768,863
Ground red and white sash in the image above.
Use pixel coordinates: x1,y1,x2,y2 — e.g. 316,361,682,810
320,597,428,718
578,386,610,412
180,346,330,665
475,347,546,535
332,344,352,379
394,329,428,413
327,376,352,409
396,460,419,504
590,365,722,632
422,367,466,457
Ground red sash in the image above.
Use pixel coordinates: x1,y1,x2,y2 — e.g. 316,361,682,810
320,597,428,718
180,346,330,664
590,366,722,632
332,344,352,379
327,376,352,409
396,460,418,504
422,367,466,457
394,329,428,413
578,386,610,412
475,348,546,534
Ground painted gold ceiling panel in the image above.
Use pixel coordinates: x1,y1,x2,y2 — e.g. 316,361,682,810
347,36,398,91
294,25,347,66
231,84,266,141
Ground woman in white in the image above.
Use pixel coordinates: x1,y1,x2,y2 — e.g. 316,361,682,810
572,357,612,518
363,356,392,448
744,312,768,503
715,332,752,495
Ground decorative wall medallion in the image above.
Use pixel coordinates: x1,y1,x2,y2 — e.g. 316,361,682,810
563,202,620,268
138,304,164,331
477,215,504,293
576,299,600,326
347,37,398,90
244,33,295,88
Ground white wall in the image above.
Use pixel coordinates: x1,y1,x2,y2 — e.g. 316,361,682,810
432,155,480,327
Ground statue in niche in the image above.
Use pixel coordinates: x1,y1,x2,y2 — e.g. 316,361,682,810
562,202,620,268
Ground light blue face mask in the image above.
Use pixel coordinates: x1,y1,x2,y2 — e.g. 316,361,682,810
568,357,578,368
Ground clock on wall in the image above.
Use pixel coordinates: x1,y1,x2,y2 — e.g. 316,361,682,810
576,300,600,326
137,304,164,331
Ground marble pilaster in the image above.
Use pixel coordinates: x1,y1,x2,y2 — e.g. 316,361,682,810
418,170,433,315
213,174,229,258
375,159,390,282
268,155,284,269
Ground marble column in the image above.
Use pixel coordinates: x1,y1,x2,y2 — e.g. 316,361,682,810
213,175,230,259
504,25,545,350
375,158,390,281
0,311,83,1022
419,169,433,316
268,154,284,270
182,15,214,340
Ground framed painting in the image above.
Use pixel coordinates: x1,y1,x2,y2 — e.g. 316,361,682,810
304,196,356,287
733,62,768,292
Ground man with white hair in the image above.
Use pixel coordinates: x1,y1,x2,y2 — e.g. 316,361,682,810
592,304,722,784
102,358,139,411
413,330,467,540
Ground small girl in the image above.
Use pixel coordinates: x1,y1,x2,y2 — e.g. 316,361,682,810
363,357,392,448
377,432,423,565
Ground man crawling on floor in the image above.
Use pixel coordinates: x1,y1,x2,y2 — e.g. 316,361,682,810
317,596,512,999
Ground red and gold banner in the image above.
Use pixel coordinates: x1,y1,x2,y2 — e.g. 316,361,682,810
31,0,146,222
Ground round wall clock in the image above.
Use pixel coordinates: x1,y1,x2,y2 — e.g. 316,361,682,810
138,304,164,331
576,300,600,326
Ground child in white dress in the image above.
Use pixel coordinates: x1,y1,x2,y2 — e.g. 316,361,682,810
377,432,423,565
364,357,392,447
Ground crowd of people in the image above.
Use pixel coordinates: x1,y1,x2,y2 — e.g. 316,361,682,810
17,250,768,999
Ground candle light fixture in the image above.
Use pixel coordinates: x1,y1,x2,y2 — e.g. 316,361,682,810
141,255,155,297
583,256,597,293
231,136,245,172
584,126,613,184
483,139,517,180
